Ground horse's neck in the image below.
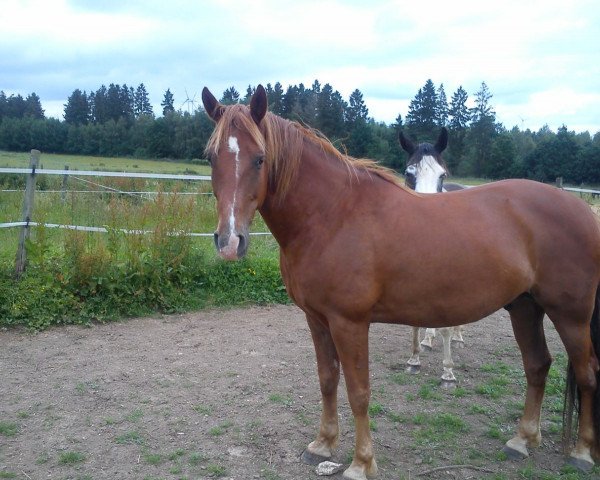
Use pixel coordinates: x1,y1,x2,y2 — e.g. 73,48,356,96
259,143,356,249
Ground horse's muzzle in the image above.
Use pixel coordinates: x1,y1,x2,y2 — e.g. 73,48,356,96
214,232,248,260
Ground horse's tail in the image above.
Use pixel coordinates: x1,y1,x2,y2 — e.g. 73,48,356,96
563,285,600,454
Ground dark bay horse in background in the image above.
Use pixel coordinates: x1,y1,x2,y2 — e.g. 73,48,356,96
399,128,467,386
202,85,600,480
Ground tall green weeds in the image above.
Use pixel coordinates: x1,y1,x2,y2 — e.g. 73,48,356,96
0,186,288,330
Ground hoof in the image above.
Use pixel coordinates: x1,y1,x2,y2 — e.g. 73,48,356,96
301,449,330,466
567,456,594,473
440,379,457,389
406,364,420,375
502,445,528,461
420,344,433,352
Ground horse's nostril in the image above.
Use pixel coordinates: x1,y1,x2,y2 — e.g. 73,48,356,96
237,234,247,256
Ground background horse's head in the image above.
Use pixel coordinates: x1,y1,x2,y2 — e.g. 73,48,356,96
399,128,448,193
202,85,269,260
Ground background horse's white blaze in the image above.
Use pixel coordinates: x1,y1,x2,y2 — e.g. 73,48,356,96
408,155,446,193
219,136,241,260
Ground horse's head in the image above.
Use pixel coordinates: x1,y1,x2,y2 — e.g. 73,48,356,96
202,85,269,260
399,128,448,193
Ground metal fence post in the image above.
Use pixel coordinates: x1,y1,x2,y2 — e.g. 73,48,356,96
15,149,40,278
61,165,69,203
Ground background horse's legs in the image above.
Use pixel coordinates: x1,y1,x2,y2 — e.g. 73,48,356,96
504,296,549,460
301,314,341,465
329,317,377,480
420,327,436,350
406,327,421,374
451,325,465,346
439,327,456,387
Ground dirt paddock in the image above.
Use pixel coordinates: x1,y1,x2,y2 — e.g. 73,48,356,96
0,305,589,479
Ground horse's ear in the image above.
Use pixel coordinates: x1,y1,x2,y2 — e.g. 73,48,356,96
398,131,416,155
202,87,224,122
435,127,448,153
250,84,268,125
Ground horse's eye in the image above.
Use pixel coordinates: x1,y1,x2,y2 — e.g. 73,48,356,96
255,155,265,168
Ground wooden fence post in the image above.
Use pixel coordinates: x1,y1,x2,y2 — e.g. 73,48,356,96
15,149,40,278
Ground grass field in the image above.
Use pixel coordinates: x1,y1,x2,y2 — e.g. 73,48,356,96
0,150,211,176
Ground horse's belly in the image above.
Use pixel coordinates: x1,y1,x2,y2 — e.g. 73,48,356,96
371,285,521,328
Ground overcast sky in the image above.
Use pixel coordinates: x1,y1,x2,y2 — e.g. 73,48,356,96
2,0,599,134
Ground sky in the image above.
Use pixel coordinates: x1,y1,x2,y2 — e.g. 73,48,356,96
1,0,599,134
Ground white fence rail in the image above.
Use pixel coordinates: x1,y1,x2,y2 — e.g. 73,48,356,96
1,150,270,276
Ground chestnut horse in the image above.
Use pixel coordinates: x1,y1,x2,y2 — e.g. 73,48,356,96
400,128,466,386
202,85,600,480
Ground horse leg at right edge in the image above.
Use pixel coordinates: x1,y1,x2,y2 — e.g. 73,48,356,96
553,287,600,472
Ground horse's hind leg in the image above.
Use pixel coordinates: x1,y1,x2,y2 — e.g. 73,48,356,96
301,314,341,465
504,296,550,460
548,302,599,471
406,327,421,374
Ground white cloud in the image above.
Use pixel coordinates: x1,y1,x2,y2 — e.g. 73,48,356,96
1,0,599,133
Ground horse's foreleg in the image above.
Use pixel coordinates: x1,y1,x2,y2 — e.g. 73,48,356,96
302,314,341,465
504,297,549,460
330,318,377,480
439,327,456,387
420,327,436,350
406,327,421,374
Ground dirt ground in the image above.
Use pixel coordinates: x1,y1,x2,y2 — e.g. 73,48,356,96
0,305,593,480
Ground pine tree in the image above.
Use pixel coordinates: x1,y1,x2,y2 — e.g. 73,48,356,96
23,93,44,119
436,84,448,127
315,84,347,139
161,89,175,116
406,80,438,140
221,87,240,105
468,82,497,176
448,86,470,130
446,86,470,170
64,89,90,125
242,85,255,105
282,85,299,119
134,83,153,117
346,89,369,125
266,82,284,116
0,91,6,121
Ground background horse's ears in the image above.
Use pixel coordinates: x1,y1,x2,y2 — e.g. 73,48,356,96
435,127,448,153
250,85,268,125
398,131,416,155
202,87,225,123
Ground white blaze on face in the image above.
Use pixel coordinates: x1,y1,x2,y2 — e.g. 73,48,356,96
227,136,241,234
218,136,241,260
413,155,446,193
